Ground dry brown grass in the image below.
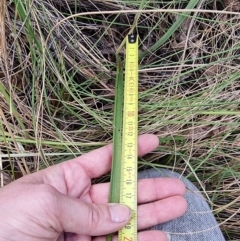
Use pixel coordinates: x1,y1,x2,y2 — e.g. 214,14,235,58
1,0,240,239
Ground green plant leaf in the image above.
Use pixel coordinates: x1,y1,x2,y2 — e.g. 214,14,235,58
139,0,199,59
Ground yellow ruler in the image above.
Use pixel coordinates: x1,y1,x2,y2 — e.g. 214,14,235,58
119,34,138,241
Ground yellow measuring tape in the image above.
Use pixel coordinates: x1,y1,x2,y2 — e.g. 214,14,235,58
119,34,138,241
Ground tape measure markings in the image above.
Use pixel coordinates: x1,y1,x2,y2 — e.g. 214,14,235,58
119,34,138,241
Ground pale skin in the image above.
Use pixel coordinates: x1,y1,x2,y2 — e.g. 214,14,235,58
0,134,187,241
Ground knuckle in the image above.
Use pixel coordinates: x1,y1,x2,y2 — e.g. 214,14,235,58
37,184,60,224
87,204,102,231
38,183,55,197
37,184,58,209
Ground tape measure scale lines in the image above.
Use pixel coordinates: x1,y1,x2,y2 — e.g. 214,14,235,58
119,34,138,241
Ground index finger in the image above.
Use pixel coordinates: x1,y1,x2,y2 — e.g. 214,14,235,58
71,134,159,178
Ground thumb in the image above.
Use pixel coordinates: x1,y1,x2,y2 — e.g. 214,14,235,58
55,194,132,236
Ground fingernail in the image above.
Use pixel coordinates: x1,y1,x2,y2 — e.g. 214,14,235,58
109,204,132,223
165,233,171,241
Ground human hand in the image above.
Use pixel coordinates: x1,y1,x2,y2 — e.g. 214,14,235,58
0,134,187,241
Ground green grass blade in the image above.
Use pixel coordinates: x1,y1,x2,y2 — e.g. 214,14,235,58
107,56,124,241
109,56,124,204
13,0,42,52
0,82,28,137
139,0,199,59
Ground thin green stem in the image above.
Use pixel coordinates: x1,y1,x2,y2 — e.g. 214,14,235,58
107,56,124,241
139,0,199,59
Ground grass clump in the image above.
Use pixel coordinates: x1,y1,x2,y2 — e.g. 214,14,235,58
1,0,240,239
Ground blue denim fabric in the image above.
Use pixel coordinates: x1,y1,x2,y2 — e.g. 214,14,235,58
138,168,226,241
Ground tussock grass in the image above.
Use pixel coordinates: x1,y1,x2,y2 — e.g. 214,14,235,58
1,0,240,239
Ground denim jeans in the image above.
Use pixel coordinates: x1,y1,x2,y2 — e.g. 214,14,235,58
138,168,226,241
